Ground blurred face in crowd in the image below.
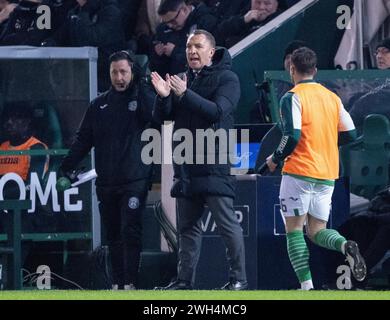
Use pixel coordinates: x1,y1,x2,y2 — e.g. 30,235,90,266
161,4,188,30
251,0,278,20
110,59,133,92
77,0,88,6
284,54,292,72
186,33,215,71
3,115,31,144
375,46,390,70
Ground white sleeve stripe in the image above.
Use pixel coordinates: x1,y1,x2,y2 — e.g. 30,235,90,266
292,94,302,130
338,102,355,132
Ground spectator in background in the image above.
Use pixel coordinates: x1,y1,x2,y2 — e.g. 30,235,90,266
192,0,250,22
44,0,126,92
0,107,49,184
374,38,390,70
150,0,217,76
49,0,78,32
0,0,17,35
0,0,56,46
216,0,283,48
117,0,143,42
0,107,50,274
349,39,390,132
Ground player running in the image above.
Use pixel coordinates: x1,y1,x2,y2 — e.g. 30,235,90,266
266,47,367,290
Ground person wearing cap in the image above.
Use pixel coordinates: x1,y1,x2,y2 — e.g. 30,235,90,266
375,38,390,70
58,51,155,290
349,38,390,131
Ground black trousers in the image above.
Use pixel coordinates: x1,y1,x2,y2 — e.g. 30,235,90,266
97,181,148,286
176,195,246,284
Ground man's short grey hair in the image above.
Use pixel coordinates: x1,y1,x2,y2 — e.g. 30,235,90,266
189,29,216,48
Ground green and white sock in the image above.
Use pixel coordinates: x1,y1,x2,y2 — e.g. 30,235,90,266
287,231,312,284
313,229,346,253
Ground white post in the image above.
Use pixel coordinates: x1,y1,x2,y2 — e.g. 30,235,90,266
356,0,365,69
161,122,176,252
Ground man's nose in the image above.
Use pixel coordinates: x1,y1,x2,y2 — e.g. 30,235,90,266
114,73,122,81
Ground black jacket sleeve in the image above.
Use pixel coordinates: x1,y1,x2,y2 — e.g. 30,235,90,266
152,95,174,124
60,106,94,173
179,71,240,122
138,81,157,123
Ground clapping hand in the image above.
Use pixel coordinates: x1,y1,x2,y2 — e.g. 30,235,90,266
151,72,171,98
169,74,187,97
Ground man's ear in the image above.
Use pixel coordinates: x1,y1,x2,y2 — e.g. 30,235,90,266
210,47,216,59
289,64,296,83
290,64,295,75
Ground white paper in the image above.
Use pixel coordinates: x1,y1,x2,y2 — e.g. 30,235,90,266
71,169,97,187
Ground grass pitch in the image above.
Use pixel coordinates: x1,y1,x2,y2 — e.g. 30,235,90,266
0,290,389,300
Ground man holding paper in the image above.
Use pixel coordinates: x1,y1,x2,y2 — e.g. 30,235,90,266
58,50,155,290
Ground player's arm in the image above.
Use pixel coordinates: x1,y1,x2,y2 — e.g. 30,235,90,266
338,101,357,146
271,92,302,165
